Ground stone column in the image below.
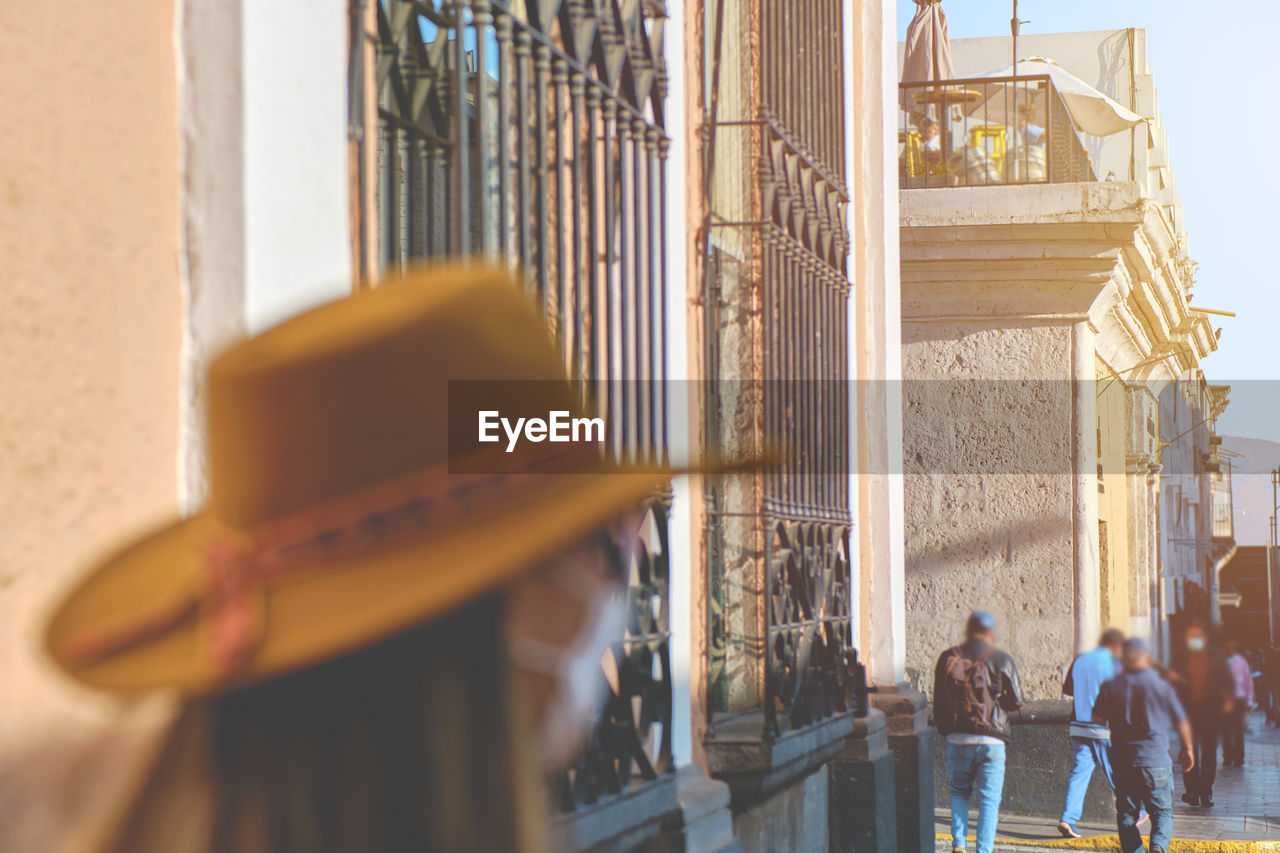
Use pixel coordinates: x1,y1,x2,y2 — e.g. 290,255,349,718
869,687,933,853
1072,321,1101,653
830,710,897,853
656,767,741,853
848,0,927,848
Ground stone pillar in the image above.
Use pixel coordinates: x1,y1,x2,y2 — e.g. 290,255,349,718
1072,321,1101,654
846,0,922,846
870,685,933,853
656,766,741,853
830,709,897,853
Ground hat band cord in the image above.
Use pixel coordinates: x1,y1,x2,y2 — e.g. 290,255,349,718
62,444,612,678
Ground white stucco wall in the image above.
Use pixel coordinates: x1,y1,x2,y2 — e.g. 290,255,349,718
243,0,352,332
180,0,354,507
666,0,694,768
853,0,906,688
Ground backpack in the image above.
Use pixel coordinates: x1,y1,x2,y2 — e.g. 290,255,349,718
941,645,997,733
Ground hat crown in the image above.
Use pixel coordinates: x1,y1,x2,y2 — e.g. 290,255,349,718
206,267,579,528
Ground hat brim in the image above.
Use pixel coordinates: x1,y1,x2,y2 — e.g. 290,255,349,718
45,464,710,695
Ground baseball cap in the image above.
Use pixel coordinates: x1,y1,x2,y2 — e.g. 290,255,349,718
966,611,997,634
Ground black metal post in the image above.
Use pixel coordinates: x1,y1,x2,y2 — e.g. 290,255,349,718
1011,0,1018,72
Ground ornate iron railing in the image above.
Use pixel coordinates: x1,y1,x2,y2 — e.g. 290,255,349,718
764,517,856,735
352,0,672,813
898,75,1096,188
555,496,673,808
702,0,860,740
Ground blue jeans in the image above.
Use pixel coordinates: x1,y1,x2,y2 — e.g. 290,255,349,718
947,740,1006,853
1115,765,1173,853
1060,737,1114,826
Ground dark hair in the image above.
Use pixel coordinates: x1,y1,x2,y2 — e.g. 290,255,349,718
1099,628,1126,648
205,595,542,853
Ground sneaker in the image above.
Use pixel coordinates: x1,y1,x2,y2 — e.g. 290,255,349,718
952,846,965,853
1057,822,1082,839
1137,811,1150,827
1181,791,1199,807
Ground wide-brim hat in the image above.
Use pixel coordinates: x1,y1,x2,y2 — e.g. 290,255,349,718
45,265,726,695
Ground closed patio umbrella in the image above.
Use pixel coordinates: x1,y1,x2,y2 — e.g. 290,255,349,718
902,0,954,84
901,0,956,131
974,57,1144,137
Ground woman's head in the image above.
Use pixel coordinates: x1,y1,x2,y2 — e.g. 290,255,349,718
505,510,640,767
202,515,640,853
207,594,537,853
1186,621,1209,653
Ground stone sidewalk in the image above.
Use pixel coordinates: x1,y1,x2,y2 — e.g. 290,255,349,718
934,714,1280,852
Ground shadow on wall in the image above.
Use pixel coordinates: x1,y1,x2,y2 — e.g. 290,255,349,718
904,508,1077,700
905,512,1072,571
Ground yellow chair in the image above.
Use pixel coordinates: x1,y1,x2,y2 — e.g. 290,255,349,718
967,124,1007,174
899,130,923,178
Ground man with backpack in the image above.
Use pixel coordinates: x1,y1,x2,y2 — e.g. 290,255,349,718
934,611,1026,853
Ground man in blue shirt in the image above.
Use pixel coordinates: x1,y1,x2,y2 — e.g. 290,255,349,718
1093,639,1195,853
1057,629,1126,838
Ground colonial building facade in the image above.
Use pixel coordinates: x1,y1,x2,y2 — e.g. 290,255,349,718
2,1,920,852
898,28,1228,700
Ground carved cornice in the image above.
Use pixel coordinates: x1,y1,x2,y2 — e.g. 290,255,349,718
899,183,1219,372
900,183,1144,320
1126,451,1162,477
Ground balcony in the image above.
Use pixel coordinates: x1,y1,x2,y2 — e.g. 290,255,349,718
899,75,1096,189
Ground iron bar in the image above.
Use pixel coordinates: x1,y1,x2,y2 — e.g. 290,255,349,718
636,117,652,459
473,1,494,258
452,1,470,257
515,30,532,280
534,44,550,310
619,116,634,459
495,12,513,258
586,86,602,394
552,58,568,351
571,68,587,384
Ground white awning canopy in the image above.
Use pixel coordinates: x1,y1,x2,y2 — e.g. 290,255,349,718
973,57,1144,138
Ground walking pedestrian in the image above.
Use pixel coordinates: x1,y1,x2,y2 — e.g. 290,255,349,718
1166,622,1235,807
1057,628,1126,839
1222,639,1255,766
39,268,734,853
934,611,1026,853
1092,639,1195,853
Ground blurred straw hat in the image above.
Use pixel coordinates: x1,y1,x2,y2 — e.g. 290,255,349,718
45,265,696,695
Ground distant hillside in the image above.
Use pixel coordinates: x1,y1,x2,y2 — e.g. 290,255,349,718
1221,436,1280,546
1221,436,1280,474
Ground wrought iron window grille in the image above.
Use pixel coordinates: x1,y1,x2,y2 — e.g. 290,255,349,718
350,0,673,813
701,0,860,743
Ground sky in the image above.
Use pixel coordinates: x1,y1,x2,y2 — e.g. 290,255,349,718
896,0,1280,438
